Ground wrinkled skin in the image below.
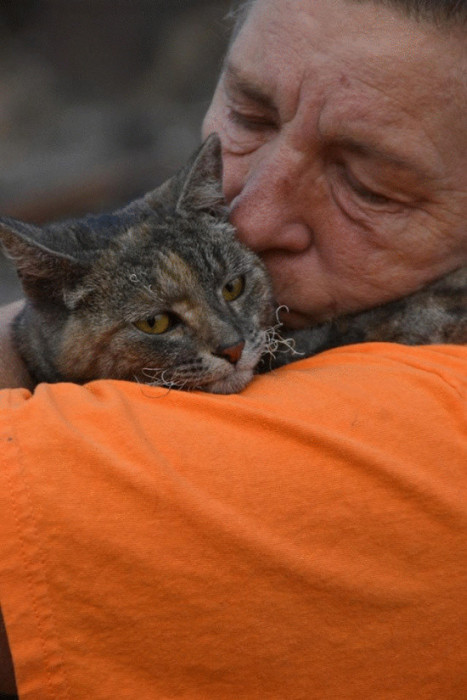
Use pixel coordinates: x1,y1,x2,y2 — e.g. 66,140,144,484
203,0,467,327
1,2,467,693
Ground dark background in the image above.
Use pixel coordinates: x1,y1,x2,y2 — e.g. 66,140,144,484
0,0,233,303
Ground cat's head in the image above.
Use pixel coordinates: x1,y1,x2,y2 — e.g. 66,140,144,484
0,134,275,393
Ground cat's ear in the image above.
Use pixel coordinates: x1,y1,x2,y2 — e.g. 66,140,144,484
145,133,228,219
0,216,88,302
174,133,227,217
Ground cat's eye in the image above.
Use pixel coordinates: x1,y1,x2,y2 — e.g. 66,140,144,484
134,314,173,335
222,276,245,302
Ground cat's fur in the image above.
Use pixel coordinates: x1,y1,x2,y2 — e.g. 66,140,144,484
262,265,466,371
0,135,274,393
0,134,465,393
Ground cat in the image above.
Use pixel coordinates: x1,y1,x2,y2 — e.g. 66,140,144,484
0,133,465,393
0,134,275,393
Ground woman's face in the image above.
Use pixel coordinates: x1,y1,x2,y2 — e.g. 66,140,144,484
203,0,467,326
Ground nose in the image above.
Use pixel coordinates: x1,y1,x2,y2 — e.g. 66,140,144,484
214,340,245,365
226,146,313,255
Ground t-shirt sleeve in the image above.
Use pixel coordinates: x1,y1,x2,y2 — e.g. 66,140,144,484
0,343,466,699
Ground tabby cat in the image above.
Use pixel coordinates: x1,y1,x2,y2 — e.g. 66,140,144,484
0,134,465,393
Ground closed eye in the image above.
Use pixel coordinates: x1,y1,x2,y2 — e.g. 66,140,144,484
223,62,279,133
227,107,277,133
342,165,394,206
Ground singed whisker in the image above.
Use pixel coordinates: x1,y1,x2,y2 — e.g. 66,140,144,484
262,305,304,361
275,304,290,325
134,374,173,398
140,364,202,392
128,273,159,302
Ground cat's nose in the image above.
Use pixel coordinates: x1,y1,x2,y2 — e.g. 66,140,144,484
214,340,245,365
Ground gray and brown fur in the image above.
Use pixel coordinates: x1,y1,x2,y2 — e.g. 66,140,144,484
0,133,465,392
264,266,466,371
0,135,274,393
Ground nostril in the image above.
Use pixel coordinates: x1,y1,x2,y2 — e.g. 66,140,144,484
214,340,245,365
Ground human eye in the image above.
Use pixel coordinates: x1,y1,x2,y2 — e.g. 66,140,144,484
227,106,277,133
329,160,411,217
220,102,276,155
342,166,395,206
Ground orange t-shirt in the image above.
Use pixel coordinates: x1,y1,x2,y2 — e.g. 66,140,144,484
0,343,466,700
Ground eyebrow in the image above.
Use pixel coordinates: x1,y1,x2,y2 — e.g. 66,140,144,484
224,61,437,181
223,61,279,115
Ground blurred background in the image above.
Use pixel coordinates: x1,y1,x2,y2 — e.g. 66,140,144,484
0,0,233,303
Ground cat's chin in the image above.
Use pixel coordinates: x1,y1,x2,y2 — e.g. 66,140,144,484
200,369,255,395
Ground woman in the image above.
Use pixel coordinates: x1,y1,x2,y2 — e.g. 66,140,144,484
0,1,465,697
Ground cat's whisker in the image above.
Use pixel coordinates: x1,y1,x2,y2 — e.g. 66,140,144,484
140,365,198,393
142,367,178,389
161,369,174,385
275,304,290,326
261,305,305,357
141,367,164,380
261,304,304,359
134,374,174,398
128,273,159,303
143,284,156,299
262,321,304,361
277,333,303,356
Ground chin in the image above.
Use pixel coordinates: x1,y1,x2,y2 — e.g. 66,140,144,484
202,368,255,394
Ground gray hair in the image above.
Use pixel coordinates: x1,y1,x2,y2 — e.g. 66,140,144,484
227,0,467,32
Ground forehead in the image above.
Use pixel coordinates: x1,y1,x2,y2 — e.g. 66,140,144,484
229,0,467,156
236,0,466,76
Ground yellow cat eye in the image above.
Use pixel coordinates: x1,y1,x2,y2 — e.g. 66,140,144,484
222,276,245,302
134,314,171,335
